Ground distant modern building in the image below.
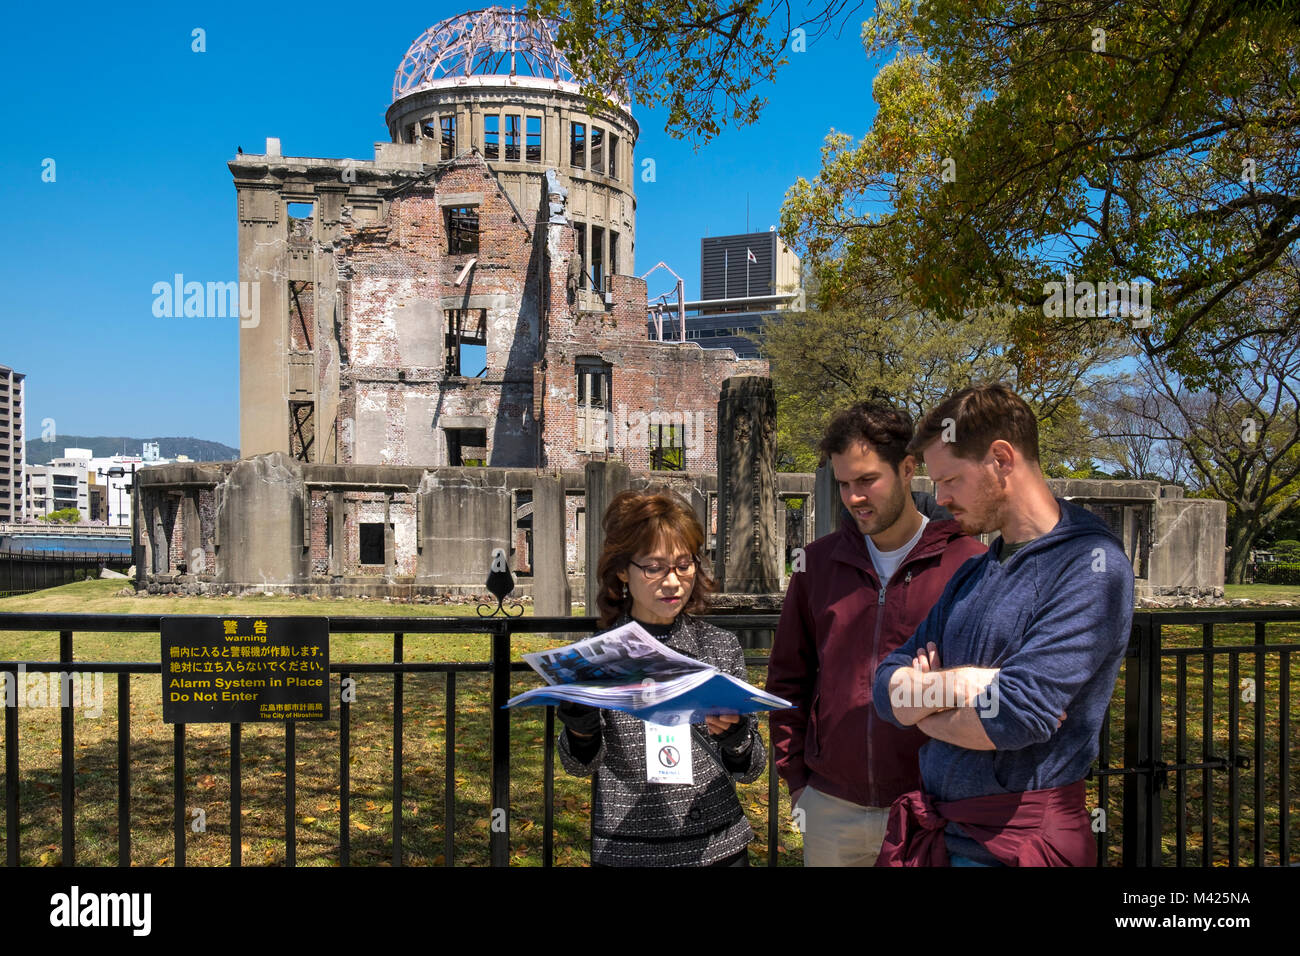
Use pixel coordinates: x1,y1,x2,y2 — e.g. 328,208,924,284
0,365,23,522
647,230,803,359
25,446,187,525
25,448,92,521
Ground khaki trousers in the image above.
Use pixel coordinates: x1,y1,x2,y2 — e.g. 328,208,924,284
796,783,891,867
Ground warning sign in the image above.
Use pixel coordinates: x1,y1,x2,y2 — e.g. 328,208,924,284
161,617,330,723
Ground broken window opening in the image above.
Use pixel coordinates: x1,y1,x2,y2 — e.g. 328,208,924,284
591,226,605,291
504,113,521,161
608,133,618,180
286,202,315,242
407,123,419,144
421,120,438,140
570,122,586,169
526,116,541,162
575,223,587,289
289,280,314,350
590,126,605,174
650,424,685,471
359,522,385,565
446,428,488,466
444,309,488,377
575,359,612,452
289,401,315,462
441,115,456,159
446,205,479,255
484,114,499,160
610,231,620,278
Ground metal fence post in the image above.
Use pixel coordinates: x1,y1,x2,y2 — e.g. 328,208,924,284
489,619,511,866
1123,614,1153,866
1122,614,1165,867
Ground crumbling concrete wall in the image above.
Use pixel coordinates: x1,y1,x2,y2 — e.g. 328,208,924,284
1147,497,1227,596
215,453,309,588
136,454,1224,600
415,470,512,587
539,218,768,473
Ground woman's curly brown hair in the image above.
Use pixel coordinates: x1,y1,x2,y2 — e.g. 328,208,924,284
595,489,716,629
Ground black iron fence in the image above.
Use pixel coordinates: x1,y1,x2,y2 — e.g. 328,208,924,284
0,549,131,597
0,609,1296,866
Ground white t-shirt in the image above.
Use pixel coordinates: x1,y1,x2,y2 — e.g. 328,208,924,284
865,515,929,587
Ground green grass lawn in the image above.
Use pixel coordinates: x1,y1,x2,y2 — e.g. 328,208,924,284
1223,583,1300,603
0,580,801,867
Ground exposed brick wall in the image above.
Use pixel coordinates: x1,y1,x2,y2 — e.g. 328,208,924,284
540,226,768,472
320,154,764,473
334,156,541,468
309,490,329,576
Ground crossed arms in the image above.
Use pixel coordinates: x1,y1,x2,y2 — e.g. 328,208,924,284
886,642,1001,750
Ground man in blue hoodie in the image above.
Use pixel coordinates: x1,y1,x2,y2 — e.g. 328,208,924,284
872,383,1134,866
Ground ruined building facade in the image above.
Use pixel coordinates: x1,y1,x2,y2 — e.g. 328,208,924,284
137,8,769,598
236,8,759,474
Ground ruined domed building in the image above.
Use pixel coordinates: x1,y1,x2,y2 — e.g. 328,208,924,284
134,8,788,604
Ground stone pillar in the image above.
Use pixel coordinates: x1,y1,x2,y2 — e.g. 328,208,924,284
181,492,202,574
814,462,838,541
532,476,571,617
584,460,630,613
383,494,395,573
151,502,168,574
774,495,788,589
214,453,309,587
688,484,709,547
716,377,779,593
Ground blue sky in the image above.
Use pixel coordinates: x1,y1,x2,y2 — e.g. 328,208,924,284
0,2,883,451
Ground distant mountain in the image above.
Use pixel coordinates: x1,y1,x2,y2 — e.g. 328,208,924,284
24,436,239,465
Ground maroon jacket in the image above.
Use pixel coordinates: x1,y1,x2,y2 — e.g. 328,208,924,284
767,514,985,807
874,780,1097,866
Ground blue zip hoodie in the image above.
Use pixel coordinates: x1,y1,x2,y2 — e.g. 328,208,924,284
873,499,1134,857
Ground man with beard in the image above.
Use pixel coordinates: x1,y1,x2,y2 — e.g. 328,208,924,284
873,383,1133,866
767,403,985,865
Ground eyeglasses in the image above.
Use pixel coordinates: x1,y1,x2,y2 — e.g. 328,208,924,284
627,556,698,582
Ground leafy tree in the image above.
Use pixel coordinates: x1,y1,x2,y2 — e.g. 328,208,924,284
754,261,1127,473
1106,322,1300,583
527,0,866,143
1089,384,1197,486
38,508,83,524
776,0,1300,387
535,2,1300,378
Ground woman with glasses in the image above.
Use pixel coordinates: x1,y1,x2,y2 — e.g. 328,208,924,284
556,488,766,866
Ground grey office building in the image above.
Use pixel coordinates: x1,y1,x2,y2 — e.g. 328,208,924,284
0,365,24,522
647,231,803,358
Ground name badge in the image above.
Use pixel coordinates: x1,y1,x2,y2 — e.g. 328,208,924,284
644,721,693,785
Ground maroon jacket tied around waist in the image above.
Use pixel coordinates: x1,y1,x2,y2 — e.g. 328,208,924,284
875,780,1096,867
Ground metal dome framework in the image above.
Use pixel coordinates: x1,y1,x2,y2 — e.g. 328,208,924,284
393,6,578,100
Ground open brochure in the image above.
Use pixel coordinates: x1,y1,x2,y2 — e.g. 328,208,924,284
504,621,792,726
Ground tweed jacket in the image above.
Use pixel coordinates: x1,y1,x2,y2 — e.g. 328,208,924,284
557,612,767,866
